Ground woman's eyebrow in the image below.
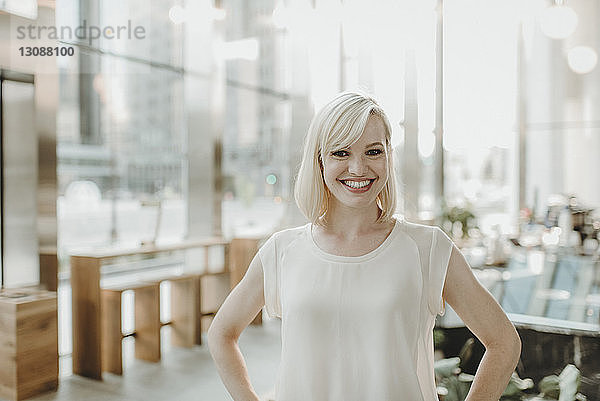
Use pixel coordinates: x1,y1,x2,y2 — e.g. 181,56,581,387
334,141,383,151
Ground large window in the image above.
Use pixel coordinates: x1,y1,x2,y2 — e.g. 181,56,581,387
443,0,523,235
57,0,186,267
221,0,293,236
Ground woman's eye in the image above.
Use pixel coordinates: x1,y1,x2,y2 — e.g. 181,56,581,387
331,150,348,157
367,149,383,156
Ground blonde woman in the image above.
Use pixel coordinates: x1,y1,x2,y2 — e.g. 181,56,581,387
208,92,521,401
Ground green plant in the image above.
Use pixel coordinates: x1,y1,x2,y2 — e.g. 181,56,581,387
434,358,585,401
536,365,581,401
440,201,478,239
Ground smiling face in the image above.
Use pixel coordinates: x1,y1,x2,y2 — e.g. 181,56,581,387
321,115,389,212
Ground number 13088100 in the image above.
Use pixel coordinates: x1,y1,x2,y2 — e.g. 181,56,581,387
19,46,74,56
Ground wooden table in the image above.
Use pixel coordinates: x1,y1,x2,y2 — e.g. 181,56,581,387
70,238,229,380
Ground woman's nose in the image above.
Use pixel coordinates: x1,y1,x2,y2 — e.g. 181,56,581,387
348,155,367,175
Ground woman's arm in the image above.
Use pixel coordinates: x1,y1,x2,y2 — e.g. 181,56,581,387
207,253,266,401
443,245,522,401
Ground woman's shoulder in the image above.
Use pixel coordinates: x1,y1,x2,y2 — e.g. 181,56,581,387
395,215,444,243
265,223,310,247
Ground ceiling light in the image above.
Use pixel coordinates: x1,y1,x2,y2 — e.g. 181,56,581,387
540,3,578,39
567,46,598,74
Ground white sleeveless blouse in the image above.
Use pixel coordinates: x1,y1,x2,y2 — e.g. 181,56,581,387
258,216,454,401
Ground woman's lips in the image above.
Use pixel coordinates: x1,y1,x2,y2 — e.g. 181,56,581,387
338,179,375,193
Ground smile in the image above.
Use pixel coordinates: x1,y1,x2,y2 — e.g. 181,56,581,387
339,179,375,192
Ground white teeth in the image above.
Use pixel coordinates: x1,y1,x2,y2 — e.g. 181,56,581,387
342,180,371,189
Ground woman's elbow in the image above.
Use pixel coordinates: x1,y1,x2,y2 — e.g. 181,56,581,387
485,324,521,367
505,321,522,360
510,329,522,366
207,322,238,353
493,326,522,368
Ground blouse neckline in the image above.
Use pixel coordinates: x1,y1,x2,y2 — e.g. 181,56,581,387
306,216,402,263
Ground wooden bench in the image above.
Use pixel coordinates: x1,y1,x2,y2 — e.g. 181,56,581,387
71,239,229,379
100,272,210,375
71,237,262,379
101,281,160,375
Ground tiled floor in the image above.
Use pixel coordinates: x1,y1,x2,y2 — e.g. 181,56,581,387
20,318,281,401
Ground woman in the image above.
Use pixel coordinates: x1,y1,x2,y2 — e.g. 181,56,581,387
208,92,521,401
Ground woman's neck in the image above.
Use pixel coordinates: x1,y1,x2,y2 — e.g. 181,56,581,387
319,202,385,239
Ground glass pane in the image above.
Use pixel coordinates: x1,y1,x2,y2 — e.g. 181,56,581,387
222,86,291,237
443,0,521,236
58,53,186,263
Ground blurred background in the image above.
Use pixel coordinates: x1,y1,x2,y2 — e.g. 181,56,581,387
0,0,599,400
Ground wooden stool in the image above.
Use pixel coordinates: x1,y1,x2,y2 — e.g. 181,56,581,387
101,282,161,375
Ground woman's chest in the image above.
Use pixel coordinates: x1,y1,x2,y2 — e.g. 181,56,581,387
281,248,423,317
312,227,394,257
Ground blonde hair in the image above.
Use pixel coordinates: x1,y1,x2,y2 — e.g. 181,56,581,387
294,91,398,226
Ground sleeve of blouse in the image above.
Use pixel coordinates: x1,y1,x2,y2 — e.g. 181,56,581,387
428,226,454,316
258,233,281,319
